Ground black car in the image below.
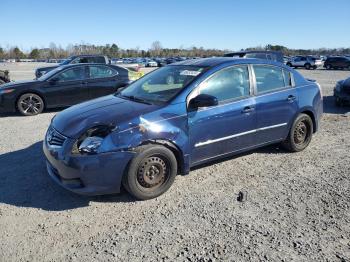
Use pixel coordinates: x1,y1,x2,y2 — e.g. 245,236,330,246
324,56,350,70
223,51,284,63
0,64,130,116
334,76,350,106
35,54,110,78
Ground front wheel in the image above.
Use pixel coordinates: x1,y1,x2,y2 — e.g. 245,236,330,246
305,63,311,70
17,93,44,116
122,145,177,200
282,114,313,152
325,64,332,70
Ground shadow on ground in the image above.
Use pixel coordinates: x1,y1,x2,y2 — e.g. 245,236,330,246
0,141,133,211
0,108,62,118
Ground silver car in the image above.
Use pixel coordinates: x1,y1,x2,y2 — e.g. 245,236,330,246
286,56,323,70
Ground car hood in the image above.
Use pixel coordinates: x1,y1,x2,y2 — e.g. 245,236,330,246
52,95,160,138
0,80,40,89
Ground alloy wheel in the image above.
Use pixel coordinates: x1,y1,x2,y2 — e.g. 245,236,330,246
18,94,44,116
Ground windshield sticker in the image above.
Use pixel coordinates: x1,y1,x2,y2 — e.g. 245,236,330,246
180,70,201,76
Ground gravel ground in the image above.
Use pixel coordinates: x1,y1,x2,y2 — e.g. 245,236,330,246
0,65,349,261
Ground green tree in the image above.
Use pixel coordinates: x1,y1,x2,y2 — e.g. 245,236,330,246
29,48,40,59
13,47,25,59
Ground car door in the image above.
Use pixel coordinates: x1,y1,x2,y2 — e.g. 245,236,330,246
188,65,256,165
293,57,301,67
86,65,123,99
253,65,298,145
44,66,89,107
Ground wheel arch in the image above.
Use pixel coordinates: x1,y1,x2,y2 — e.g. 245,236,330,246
15,90,46,110
299,108,317,133
137,139,186,176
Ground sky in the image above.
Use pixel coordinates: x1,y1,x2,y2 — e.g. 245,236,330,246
1,0,350,51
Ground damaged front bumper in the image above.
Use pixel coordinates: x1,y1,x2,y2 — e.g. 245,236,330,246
43,130,136,195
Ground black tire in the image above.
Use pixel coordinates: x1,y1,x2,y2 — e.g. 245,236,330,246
348,65,350,71
325,64,332,70
312,65,317,70
282,113,313,152
305,63,311,70
17,93,44,116
286,62,292,67
0,79,5,85
122,145,177,200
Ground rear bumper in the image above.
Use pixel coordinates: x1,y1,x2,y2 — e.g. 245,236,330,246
43,134,135,195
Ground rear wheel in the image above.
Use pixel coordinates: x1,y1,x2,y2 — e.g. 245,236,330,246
17,93,44,116
286,62,292,67
305,63,311,70
282,114,313,152
325,64,332,70
0,79,5,85
122,145,177,200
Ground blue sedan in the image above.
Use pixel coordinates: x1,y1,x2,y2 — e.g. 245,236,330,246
43,58,323,200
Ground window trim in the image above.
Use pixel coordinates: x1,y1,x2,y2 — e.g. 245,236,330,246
87,65,118,80
251,64,295,96
186,64,253,108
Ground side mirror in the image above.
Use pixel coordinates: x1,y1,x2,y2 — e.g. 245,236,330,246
48,77,59,84
189,94,218,109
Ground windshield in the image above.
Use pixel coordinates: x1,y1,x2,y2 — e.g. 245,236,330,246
38,67,64,81
119,65,206,103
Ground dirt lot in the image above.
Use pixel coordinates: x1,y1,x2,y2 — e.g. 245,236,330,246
0,63,349,261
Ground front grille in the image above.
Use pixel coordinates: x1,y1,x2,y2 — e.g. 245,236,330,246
46,126,67,147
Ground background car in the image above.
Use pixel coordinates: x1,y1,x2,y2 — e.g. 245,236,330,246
334,76,350,106
35,54,110,78
286,56,322,70
324,56,350,70
0,64,130,116
43,58,323,200
223,51,284,63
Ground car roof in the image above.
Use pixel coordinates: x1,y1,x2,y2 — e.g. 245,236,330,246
56,63,118,70
170,57,285,68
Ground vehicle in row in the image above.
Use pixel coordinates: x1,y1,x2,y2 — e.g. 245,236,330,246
0,70,10,85
324,56,350,70
224,51,284,63
35,55,110,78
286,56,323,70
43,58,323,200
334,76,350,106
0,64,130,116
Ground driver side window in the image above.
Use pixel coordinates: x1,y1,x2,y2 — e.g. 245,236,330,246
198,66,250,103
55,67,85,82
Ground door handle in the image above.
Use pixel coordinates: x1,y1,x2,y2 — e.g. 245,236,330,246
287,95,296,102
242,106,255,113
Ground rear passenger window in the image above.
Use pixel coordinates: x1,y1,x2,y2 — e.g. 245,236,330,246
199,66,250,103
253,65,286,94
88,66,117,79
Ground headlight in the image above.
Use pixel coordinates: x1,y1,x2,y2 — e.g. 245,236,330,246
0,89,15,94
78,136,103,154
71,125,116,155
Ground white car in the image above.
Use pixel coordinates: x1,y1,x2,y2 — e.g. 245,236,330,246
286,56,323,70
